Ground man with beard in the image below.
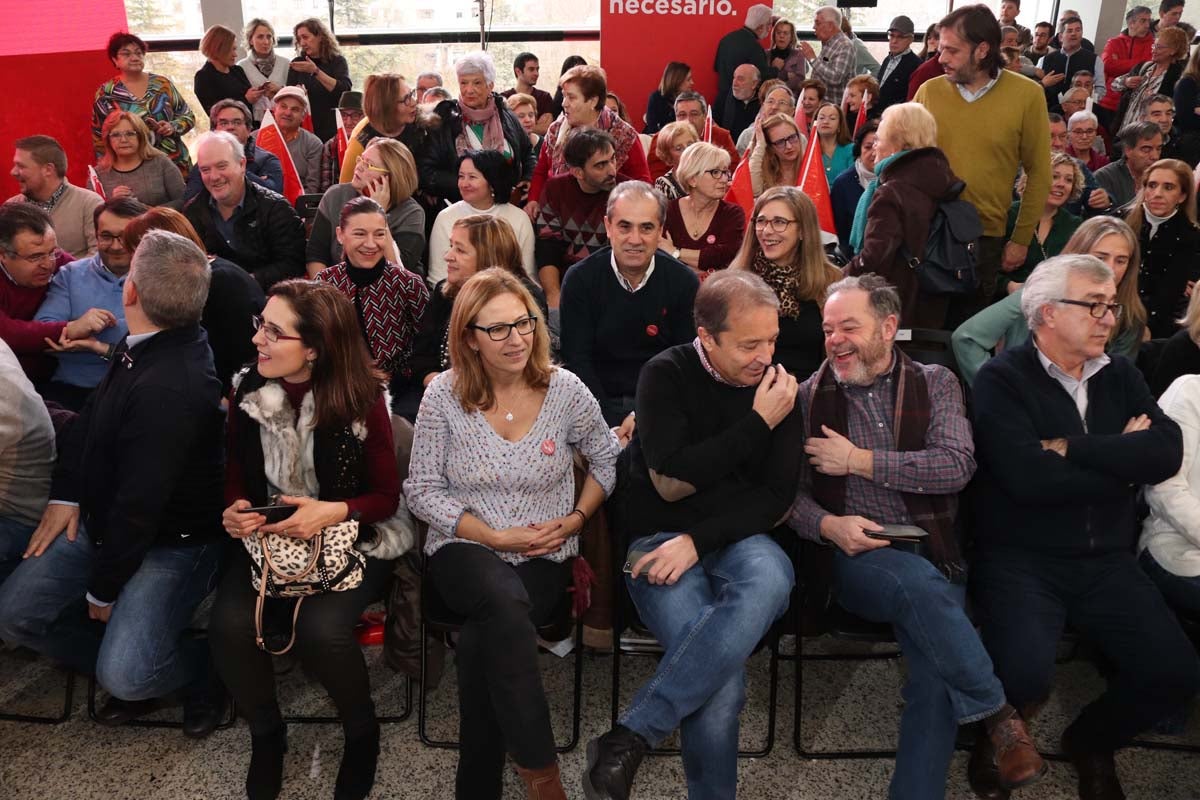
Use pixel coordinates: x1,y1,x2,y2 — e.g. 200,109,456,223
559,181,699,431
788,273,1045,800
915,4,1051,322
535,128,631,310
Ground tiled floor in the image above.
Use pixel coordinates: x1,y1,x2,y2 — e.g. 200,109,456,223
1,636,1197,799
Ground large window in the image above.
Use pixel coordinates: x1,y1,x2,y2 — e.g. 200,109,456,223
124,0,207,36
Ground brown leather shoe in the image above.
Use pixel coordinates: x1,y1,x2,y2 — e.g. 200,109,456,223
516,762,568,800
1061,729,1126,800
968,733,1011,799
990,717,1046,789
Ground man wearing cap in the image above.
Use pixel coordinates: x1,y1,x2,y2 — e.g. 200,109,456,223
260,86,323,194
317,90,365,192
876,17,923,113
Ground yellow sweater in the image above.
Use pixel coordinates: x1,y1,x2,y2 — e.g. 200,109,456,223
914,71,1050,245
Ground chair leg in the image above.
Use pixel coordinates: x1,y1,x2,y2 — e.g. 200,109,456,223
556,615,585,754
0,670,75,724
417,621,457,748
793,645,901,759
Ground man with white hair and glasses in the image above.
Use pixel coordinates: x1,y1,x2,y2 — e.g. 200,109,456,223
969,253,1200,800
801,6,857,106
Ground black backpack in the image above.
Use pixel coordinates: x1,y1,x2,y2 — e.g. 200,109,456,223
901,180,982,296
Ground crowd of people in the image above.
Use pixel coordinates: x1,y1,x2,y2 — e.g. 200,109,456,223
3,3,1200,800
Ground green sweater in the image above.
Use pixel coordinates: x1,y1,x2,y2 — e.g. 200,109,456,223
998,203,1081,295
914,71,1051,244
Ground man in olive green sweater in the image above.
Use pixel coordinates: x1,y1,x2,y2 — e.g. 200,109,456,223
915,4,1051,320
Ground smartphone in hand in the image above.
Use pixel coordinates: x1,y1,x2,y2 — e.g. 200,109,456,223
242,504,298,524
623,548,657,576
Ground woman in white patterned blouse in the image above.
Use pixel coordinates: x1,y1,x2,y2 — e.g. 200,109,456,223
404,268,618,799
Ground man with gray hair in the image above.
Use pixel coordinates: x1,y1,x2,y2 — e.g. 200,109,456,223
800,6,857,106
560,181,698,429
415,70,444,94
714,4,772,113
970,254,1199,800
789,273,1045,799
0,229,230,738
1094,121,1163,209
721,64,761,140
646,92,741,181
585,268,800,800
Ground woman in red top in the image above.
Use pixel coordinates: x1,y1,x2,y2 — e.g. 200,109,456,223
661,142,746,275
210,281,410,800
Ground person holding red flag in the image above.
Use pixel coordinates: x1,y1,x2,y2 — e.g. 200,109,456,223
257,87,322,195
845,102,959,329
796,111,839,239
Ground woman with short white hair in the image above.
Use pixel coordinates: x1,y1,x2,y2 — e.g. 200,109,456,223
1065,110,1109,171
418,50,535,207
661,142,746,275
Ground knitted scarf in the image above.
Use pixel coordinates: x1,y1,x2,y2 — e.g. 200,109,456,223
545,107,638,179
751,251,804,318
848,149,908,254
251,52,278,79
807,349,965,582
456,95,512,159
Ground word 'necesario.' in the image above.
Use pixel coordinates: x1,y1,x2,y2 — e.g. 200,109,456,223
608,0,737,15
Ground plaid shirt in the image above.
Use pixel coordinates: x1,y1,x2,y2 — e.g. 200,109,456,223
317,136,343,194
810,32,857,105
789,353,976,541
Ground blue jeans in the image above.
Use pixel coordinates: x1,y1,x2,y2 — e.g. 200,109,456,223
833,548,1006,800
1140,548,1200,617
0,515,35,588
0,530,221,700
620,532,794,800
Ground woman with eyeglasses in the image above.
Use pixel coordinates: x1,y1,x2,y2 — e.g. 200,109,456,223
405,267,618,800
1113,27,1190,130
846,102,960,329
952,216,1148,385
748,113,807,198
733,186,840,378
1064,111,1110,171
651,121,699,201
315,196,429,382
307,138,426,278
428,150,537,286
211,279,408,800
338,73,427,184
94,111,186,208
1124,158,1200,338
93,31,195,175
661,142,746,275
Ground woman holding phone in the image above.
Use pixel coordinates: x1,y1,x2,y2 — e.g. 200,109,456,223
209,281,412,800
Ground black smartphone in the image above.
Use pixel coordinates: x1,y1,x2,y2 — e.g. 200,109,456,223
622,548,656,575
243,504,297,524
866,524,929,543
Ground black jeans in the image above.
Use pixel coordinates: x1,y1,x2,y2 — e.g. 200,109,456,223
971,548,1200,752
427,543,570,800
208,548,392,738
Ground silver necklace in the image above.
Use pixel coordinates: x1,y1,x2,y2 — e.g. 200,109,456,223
496,388,527,422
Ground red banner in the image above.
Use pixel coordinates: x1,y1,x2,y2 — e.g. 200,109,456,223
255,110,304,203
601,0,767,132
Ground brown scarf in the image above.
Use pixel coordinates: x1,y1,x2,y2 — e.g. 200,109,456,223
456,95,512,158
545,107,639,179
751,251,804,318
808,349,965,582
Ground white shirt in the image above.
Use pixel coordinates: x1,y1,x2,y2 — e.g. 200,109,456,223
611,252,655,293
426,200,537,286
955,74,1000,103
1035,341,1110,430
1144,205,1178,239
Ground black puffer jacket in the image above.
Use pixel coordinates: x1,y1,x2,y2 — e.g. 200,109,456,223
417,94,536,203
183,178,306,290
1133,211,1200,339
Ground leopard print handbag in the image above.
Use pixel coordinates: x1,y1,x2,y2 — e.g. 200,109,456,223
244,521,366,655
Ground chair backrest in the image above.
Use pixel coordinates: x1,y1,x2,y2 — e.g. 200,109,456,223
897,328,961,379
294,193,323,221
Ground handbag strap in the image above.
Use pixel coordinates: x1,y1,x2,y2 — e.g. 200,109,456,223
253,531,322,655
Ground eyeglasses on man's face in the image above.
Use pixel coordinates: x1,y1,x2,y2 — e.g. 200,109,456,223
1057,298,1124,320
4,248,55,265
251,314,303,342
469,316,538,341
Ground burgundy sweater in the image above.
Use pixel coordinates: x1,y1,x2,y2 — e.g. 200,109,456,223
0,251,73,381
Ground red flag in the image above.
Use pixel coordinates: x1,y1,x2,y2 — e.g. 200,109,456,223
794,103,809,139
797,131,836,235
703,105,713,144
334,108,349,174
853,92,869,137
301,112,314,133
723,157,755,218
255,109,304,203
87,165,105,198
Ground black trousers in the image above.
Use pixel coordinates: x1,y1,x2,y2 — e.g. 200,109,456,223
208,548,392,737
427,543,569,800
971,548,1200,752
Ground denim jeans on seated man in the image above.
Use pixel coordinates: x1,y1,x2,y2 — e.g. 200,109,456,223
834,547,1007,799
0,516,36,588
619,531,794,800
0,529,221,700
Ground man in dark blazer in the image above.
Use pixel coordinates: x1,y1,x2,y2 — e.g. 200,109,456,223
876,16,923,114
0,230,228,737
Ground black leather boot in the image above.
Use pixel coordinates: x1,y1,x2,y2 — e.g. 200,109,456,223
582,724,649,800
246,725,288,800
334,723,380,800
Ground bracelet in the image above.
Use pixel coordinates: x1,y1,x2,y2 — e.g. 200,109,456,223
569,509,587,529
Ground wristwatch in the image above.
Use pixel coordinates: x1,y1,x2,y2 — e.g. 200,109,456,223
672,248,681,259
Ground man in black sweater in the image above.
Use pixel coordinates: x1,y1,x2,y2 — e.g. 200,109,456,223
970,254,1200,800
560,181,699,430
713,4,772,117
584,271,800,800
0,230,227,736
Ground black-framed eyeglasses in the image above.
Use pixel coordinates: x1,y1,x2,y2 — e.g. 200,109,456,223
1057,299,1124,320
469,316,538,341
252,314,303,342
97,233,126,246
704,168,733,180
401,89,419,106
770,132,802,150
753,216,798,233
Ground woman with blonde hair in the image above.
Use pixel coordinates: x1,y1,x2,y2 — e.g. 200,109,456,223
1114,26,1190,130
644,61,695,134
662,142,746,274
847,101,959,328
1124,158,1200,338
770,19,807,93
94,111,186,207
653,121,699,200
734,186,840,377
843,74,879,123
194,24,256,116
238,18,289,122
998,151,1084,296
307,137,425,276
953,215,1148,384
748,113,807,197
406,268,618,800
286,17,352,141
338,73,425,183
